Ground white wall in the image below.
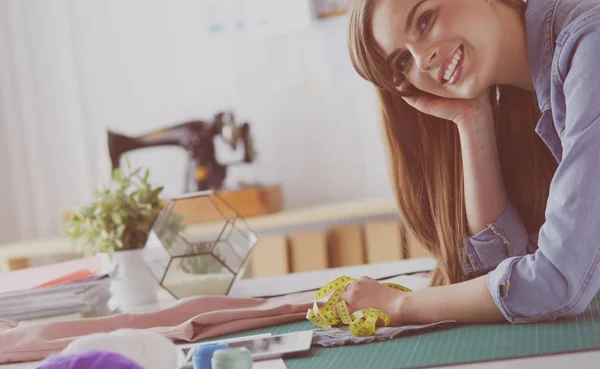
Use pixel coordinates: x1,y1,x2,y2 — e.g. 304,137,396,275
0,0,393,243
0,0,96,242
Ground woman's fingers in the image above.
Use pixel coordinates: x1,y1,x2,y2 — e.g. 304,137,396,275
337,276,407,326
401,89,495,127
402,94,460,122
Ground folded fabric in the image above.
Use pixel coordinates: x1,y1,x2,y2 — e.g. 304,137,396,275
312,321,456,347
0,291,316,365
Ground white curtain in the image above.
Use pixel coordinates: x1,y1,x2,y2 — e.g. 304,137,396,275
0,0,97,244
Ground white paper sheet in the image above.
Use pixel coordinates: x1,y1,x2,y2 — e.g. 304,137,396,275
229,257,436,297
0,257,101,295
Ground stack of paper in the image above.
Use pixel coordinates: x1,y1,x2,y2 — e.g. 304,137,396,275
0,257,111,321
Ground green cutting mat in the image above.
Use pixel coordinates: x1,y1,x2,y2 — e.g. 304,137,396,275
202,293,600,368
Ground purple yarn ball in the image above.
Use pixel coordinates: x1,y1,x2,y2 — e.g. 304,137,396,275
36,350,144,369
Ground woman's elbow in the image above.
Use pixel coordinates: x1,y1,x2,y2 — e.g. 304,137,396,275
563,298,592,317
553,283,596,318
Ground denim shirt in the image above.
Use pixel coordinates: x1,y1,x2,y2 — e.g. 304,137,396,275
462,0,600,323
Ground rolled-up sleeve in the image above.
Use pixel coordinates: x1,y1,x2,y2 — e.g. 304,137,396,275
486,22,600,323
462,201,530,275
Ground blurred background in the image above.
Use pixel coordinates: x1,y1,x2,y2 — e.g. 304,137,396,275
0,0,392,243
0,0,432,283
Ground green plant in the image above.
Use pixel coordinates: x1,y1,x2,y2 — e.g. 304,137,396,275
158,212,226,275
179,244,225,275
63,160,164,257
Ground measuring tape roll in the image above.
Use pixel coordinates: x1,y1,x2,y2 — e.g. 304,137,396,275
306,276,412,337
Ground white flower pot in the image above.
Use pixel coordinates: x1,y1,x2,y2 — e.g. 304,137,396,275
98,249,158,312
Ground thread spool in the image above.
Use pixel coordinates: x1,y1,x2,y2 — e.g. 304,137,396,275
211,348,253,369
193,343,230,369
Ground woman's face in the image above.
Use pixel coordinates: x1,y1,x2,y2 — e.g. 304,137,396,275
371,0,506,99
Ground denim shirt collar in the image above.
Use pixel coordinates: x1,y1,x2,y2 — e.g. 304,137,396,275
525,0,558,112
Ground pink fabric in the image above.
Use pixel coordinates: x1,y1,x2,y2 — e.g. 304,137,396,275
0,291,316,364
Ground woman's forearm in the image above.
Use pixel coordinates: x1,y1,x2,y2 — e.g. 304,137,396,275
397,276,506,324
391,120,509,325
458,120,508,235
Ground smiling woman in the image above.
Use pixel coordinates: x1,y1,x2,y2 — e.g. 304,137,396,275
341,0,600,326
347,0,556,288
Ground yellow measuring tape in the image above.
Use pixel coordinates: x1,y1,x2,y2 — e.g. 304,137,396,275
306,276,412,337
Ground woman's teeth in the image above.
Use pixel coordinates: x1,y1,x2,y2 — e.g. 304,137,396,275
443,47,462,82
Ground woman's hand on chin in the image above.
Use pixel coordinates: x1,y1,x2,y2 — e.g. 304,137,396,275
402,89,494,131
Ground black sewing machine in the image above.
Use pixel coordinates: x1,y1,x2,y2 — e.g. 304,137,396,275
107,111,257,192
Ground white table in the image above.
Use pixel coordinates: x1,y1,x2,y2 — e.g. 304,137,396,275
2,258,598,369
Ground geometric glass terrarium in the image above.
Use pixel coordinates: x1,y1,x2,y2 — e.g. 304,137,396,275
142,190,258,299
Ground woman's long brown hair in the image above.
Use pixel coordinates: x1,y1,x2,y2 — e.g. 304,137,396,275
348,0,557,286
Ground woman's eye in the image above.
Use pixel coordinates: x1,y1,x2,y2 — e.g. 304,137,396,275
397,52,412,71
417,11,434,32
393,10,435,74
